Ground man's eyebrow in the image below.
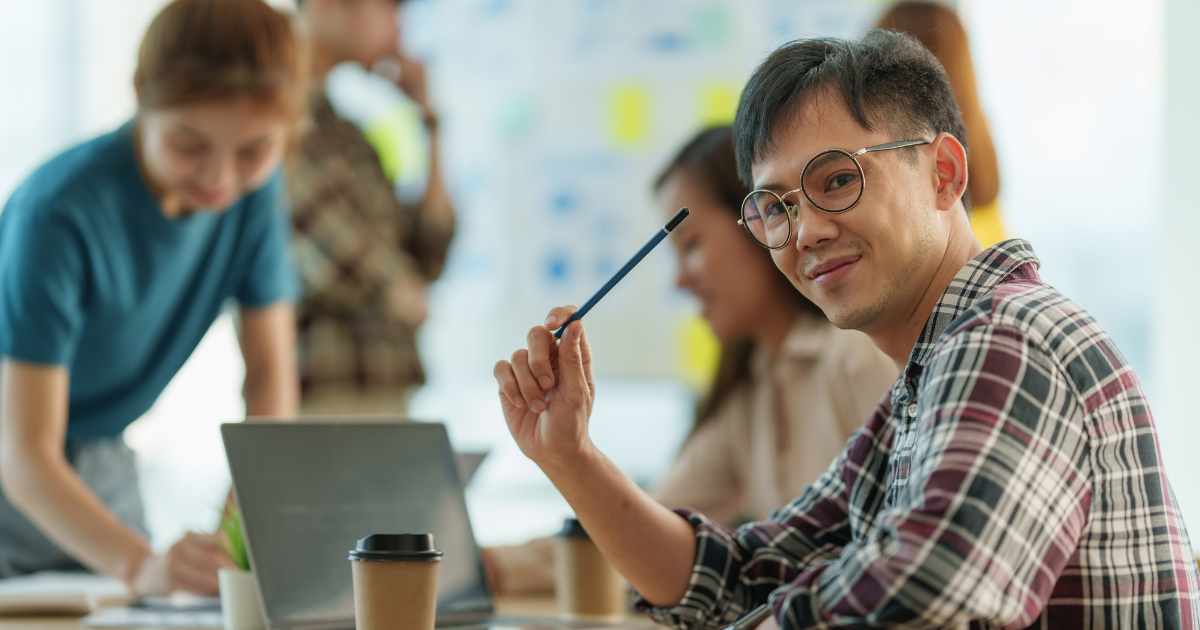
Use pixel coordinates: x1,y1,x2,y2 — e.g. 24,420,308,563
752,181,789,192
806,151,846,172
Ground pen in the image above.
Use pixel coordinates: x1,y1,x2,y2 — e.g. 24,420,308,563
553,207,690,339
724,604,771,630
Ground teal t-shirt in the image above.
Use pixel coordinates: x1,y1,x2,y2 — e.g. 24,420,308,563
0,121,297,441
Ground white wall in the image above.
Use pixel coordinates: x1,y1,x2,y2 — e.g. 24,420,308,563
1154,0,1200,532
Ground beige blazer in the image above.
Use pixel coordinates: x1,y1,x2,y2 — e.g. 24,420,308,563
652,313,898,525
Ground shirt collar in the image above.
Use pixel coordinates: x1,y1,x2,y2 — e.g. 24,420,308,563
907,238,1041,368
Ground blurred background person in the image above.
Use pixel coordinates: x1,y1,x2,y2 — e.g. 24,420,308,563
0,0,302,595
876,1,1006,247
291,0,456,415
482,126,898,595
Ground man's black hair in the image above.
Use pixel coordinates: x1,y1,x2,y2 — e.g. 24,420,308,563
732,30,971,208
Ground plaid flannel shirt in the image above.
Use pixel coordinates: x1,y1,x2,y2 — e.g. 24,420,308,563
642,239,1200,629
288,93,454,396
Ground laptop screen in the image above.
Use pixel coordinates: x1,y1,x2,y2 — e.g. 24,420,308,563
222,421,493,628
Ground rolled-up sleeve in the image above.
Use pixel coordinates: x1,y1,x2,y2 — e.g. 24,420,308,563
636,405,893,630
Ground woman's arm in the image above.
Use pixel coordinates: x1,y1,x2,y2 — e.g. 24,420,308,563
238,303,299,417
0,358,233,595
0,359,150,584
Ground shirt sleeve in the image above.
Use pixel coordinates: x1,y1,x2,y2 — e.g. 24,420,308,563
0,205,87,366
235,172,300,308
637,406,889,630
773,324,1089,629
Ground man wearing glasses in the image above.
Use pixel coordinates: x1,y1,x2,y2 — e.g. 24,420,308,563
494,31,1200,629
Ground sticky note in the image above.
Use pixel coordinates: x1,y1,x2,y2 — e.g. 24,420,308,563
676,312,721,391
605,84,651,148
699,82,740,126
692,5,731,47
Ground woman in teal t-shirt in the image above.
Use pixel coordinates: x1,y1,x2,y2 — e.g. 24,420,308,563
0,0,303,596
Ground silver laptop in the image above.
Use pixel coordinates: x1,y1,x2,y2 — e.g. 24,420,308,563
221,420,581,630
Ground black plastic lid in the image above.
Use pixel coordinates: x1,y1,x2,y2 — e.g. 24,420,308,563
556,518,590,539
348,534,444,562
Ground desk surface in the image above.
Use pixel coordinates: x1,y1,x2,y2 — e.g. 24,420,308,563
0,596,652,630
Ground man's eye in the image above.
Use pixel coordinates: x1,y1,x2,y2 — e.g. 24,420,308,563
828,172,857,191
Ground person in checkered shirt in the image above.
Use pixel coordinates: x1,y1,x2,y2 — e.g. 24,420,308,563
493,30,1200,630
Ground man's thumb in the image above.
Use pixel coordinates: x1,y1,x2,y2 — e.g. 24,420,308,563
558,321,586,387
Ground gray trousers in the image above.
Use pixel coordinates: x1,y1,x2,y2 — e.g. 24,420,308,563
0,436,148,578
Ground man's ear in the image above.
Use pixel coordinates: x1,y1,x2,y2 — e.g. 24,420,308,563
930,133,968,213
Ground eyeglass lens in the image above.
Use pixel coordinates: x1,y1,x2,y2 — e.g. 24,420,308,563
740,150,864,248
802,150,863,213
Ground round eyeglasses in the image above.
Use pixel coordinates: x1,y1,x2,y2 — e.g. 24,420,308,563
738,139,931,249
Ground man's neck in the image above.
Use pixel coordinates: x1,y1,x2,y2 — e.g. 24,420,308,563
869,215,982,369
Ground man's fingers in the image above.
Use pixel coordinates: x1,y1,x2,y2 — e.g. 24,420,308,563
542,305,579,331
526,327,556,390
493,360,526,409
577,323,595,394
557,321,588,399
510,349,547,414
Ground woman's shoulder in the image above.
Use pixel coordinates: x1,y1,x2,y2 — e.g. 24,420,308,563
702,375,757,433
5,124,137,220
804,317,896,382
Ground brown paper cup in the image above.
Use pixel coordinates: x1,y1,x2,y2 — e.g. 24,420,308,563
349,534,443,630
554,520,626,621
351,559,439,630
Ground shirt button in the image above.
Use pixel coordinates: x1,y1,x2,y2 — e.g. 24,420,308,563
906,402,919,418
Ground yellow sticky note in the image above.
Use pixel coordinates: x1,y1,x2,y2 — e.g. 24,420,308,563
676,312,721,392
605,84,651,148
699,82,740,126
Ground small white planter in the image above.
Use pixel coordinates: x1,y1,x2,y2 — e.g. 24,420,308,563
219,568,264,630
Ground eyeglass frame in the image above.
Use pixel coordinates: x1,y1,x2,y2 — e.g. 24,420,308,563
737,139,932,250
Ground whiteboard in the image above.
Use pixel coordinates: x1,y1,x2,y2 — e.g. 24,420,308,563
398,0,900,380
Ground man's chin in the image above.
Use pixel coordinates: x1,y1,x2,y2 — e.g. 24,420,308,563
825,299,886,331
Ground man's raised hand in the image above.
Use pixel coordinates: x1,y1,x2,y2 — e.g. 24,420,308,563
493,306,595,469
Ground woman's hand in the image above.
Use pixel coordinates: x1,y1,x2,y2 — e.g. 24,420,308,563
493,306,596,470
132,532,236,596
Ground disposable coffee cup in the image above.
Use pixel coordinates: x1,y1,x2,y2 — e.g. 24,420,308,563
349,533,443,630
553,518,626,621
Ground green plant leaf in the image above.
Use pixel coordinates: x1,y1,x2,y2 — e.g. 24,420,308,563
215,504,250,572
